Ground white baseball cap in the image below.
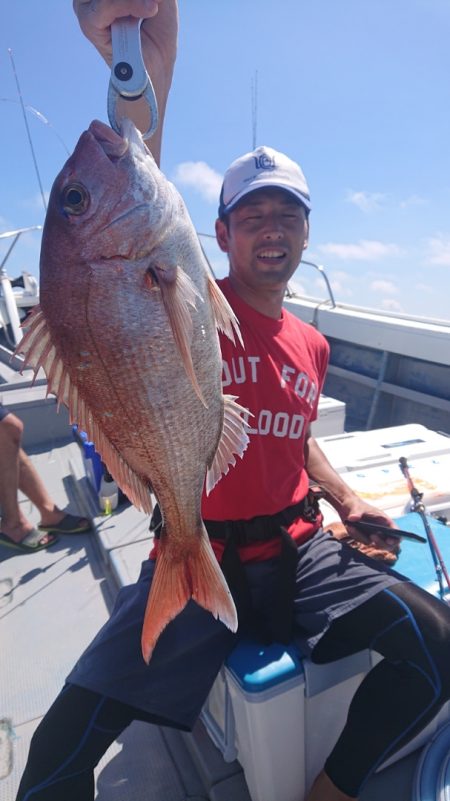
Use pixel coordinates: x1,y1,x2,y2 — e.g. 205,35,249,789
218,145,311,217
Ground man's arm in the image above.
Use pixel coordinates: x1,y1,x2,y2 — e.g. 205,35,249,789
304,428,400,551
73,0,178,165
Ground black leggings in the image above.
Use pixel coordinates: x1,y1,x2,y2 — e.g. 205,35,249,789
15,686,137,801
313,581,450,796
16,581,450,800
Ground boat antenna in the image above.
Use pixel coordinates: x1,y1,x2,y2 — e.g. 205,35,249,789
8,48,47,212
251,71,258,149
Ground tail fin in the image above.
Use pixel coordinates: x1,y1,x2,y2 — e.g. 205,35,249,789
141,528,237,663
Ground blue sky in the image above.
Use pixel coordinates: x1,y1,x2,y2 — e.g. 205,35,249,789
1,0,450,321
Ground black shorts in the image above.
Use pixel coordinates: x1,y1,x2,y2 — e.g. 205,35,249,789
67,529,406,730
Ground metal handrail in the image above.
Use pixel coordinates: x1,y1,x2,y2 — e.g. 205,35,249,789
0,226,42,347
0,225,42,274
288,259,336,309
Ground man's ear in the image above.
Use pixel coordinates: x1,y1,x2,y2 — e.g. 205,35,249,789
215,218,229,253
303,217,310,251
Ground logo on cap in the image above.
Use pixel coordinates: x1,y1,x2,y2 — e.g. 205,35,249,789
253,154,276,171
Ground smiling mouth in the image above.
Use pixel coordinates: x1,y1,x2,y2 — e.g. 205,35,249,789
257,249,287,261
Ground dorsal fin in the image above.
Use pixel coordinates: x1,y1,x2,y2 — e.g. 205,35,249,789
206,394,250,494
15,307,153,514
207,274,243,347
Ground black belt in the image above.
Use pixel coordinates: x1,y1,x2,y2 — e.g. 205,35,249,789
204,495,317,546
149,491,321,543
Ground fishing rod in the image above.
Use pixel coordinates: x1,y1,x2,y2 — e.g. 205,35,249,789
8,49,48,213
399,456,450,602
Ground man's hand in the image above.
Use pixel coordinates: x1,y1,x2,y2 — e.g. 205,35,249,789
73,0,177,71
73,0,178,161
344,500,401,557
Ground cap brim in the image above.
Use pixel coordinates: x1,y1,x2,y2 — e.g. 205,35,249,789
222,182,311,216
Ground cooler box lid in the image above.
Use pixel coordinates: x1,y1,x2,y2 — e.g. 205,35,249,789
226,638,304,693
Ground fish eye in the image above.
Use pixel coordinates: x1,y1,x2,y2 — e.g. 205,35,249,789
61,183,90,216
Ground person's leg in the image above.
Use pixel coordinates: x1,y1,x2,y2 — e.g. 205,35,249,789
17,444,90,534
307,581,450,799
17,447,65,527
0,413,53,544
16,684,138,801
0,412,23,533
17,556,237,800
0,412,57,546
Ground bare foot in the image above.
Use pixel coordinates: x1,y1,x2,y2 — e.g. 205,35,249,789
306,771,357,801
0,517,35,544
0,518,54,547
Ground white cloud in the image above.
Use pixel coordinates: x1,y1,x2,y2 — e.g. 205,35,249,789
370,280,398,294
288,278,308,296
415,282,433,294
172,161,222,203
313,273,352,298
400,194,428,209
318,240,403,261
346,190,386,212
381,298,404,312
426,235,450,266
347,190,428,213
331,270,352,282
330,279,352,298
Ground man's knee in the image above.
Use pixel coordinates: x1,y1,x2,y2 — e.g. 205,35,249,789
392,582,450,697
0,412,24,448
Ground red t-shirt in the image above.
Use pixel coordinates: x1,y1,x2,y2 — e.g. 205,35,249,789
150,277,330,563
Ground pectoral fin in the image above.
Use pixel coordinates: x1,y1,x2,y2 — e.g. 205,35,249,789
154,265,206,406
206,394,250,494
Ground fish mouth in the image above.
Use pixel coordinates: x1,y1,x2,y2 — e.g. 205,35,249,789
88,119,129,161
88,118,151,165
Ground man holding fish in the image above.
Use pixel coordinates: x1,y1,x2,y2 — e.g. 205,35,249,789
16,2,450,800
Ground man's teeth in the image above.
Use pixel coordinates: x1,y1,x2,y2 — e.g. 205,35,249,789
259,250,285,258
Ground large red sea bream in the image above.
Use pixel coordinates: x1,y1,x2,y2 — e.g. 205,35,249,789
17,119,249,662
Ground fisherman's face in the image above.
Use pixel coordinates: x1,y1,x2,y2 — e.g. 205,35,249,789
215,188,309,294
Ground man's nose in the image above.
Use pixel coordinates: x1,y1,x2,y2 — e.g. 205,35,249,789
262,221,284,239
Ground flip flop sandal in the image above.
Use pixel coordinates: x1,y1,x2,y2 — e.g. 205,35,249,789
0,528,59,552
38,513,91,535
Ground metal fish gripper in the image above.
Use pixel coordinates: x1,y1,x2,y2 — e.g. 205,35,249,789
107,16,158,140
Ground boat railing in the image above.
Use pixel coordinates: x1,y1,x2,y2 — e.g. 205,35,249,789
0,226,42,348
286,259,336,328
296,260,337,309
